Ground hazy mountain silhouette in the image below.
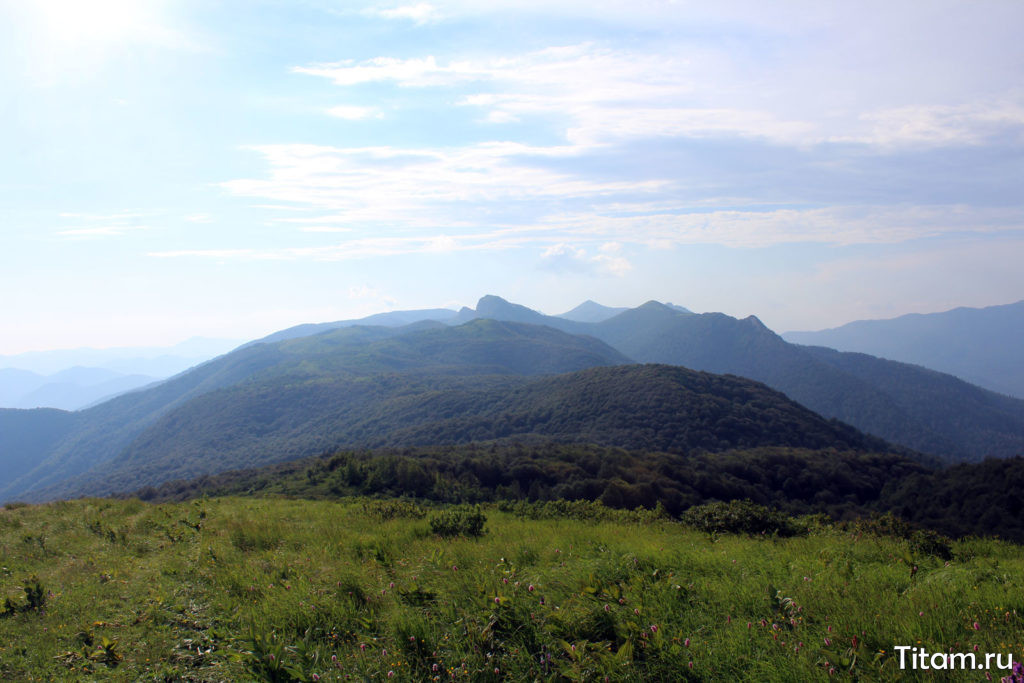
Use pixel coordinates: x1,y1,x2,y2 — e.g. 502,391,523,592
783,300,1024,399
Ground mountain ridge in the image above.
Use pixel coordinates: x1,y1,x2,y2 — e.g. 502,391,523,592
782,300,1024,399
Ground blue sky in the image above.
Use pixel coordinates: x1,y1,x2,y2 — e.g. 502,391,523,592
2,0,1023,353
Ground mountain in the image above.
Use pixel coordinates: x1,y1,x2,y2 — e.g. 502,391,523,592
30,363,895,500
451,296,1024,462
0,367,159,411
5,293,1024,503
0,409,82,492
254,308,458,345
782,300,1024,399
0,319,628,501
556,300,630,323
0,368,47,406
0,337,241,378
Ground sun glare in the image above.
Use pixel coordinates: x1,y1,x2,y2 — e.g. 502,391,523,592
34,0,152,44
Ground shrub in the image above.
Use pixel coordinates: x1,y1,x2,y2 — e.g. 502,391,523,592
682,500,797,537
428,505,487,537
359,499,426,520
843,512,953,559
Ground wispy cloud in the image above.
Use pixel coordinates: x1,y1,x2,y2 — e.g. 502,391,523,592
295,43,1024,149
54,210,153,239
221,142,665,225
540,241,632,276
209,6,1024,267
364,3,441,25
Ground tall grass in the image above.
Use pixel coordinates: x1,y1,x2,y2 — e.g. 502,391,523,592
0,497,1021,680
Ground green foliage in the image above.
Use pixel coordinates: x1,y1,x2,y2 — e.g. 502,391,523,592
428,504,486,537
134,441,1024,543
2,576,46,616
30,358,906,501
845,512,954,560
2,496,1024,681
359,499,426,520
682,500,797,537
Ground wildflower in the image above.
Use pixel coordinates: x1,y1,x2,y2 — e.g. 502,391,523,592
387,671,394,678
604,604,611,612
688,661,694,669
452,565,458,571
410,636,416,643
494,597,500,605
389,582,395,588
747,622,752,629
650,625,658,633
494,668,500,675
312,675,320,681
382,649,388,656
824,638,831,646
919,611,925,616
974,622,981,631
634,608,640,615
528,584,535,592
432,664,439,672
684,638,690,647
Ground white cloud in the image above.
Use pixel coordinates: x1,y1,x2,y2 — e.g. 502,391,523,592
221,142,665,226
365,3,441,24
539,242,632,276
54,210,154,239
57,225,151,238
296,34,1024,149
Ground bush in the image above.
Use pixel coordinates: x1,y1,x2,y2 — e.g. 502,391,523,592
843,512,953,559
428,505,487,537
359,499,426,520
682,500,798,537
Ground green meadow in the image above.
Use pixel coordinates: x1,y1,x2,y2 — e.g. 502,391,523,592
1,497,1022,681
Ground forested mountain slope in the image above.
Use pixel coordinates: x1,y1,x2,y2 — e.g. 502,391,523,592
30,363,894,500
0,320,628,501
453,296,1024,461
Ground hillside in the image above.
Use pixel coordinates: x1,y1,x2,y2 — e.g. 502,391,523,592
783,300,1024,398
451,296,1024,461
254,307,458,346
31,363,892,500
2,496,1023,681
6,295,1024,504
0,320,628,501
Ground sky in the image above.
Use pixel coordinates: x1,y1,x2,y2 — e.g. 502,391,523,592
1,0,1023,354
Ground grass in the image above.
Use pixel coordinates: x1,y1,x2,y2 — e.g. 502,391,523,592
1,497,1023,681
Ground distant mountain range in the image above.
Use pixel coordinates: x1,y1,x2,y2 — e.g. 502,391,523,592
0,367,158,411
0,337,242,410
442,296,1024,462
1,295,1023,504
783,300,1024,399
